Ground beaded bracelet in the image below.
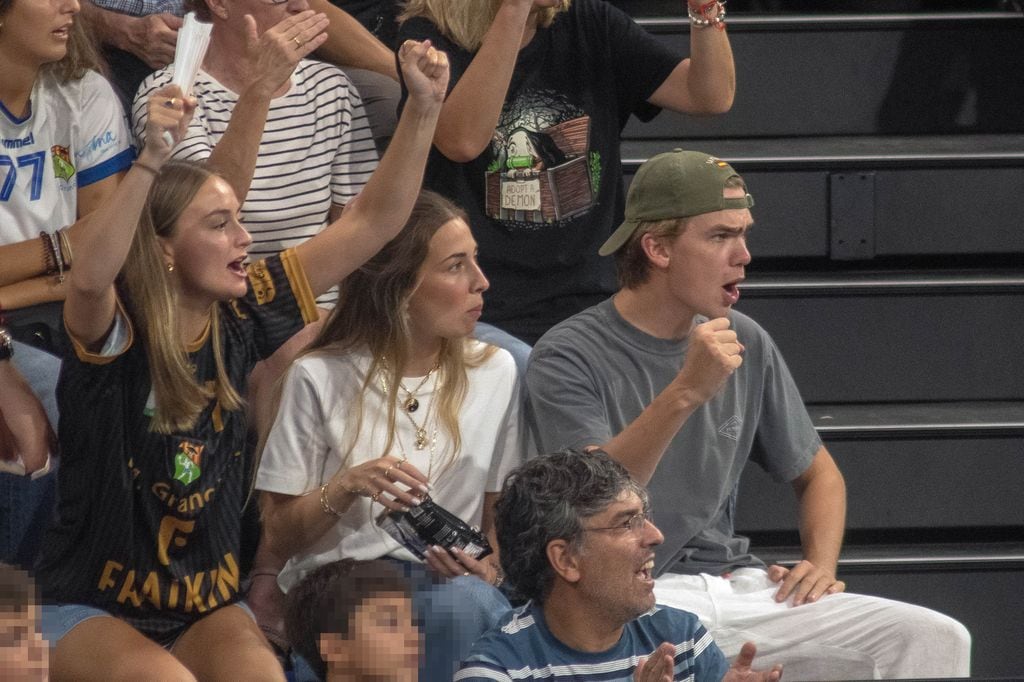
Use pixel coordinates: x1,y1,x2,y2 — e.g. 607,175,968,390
689,0,727,29
39,233,56,275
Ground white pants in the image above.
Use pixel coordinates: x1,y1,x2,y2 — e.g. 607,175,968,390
654,568,971,680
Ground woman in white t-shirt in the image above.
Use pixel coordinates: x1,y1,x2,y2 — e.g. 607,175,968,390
255,190,524,682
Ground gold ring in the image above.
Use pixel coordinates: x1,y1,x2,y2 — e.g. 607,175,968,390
293,36,303,48
371,491,381,502
395,460,404,470
384,466,394,481
164,97,176,108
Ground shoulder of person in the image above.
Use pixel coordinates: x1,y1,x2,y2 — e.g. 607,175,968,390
643,603,704,635
532,302,610,358
466,339,515,370
293,58,354,92
134,65,174,101
727,309,775,351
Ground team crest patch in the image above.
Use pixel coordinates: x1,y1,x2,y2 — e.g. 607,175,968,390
718,415,743,441
246,260,275,305
173,440,204,486
51,146,75,181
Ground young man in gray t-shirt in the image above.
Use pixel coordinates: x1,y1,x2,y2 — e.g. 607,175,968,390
526,149,970,679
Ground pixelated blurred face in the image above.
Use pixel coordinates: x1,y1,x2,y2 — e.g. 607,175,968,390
323,592,420,682
0,605,48,682
0,0,79,68
162,176,253,305
406,218,489,345
576,491,664,625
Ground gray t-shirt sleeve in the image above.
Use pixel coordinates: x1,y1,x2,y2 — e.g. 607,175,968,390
526,335,614,454
749,330,823,483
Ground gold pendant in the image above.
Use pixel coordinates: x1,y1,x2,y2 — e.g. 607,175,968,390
415,428,427,450
405,397,419,413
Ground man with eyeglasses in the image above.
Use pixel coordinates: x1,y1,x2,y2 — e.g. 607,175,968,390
524,150,971,678
456,450,782,682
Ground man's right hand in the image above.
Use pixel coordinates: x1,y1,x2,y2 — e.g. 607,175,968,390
123,13,182,69
675,317,744,405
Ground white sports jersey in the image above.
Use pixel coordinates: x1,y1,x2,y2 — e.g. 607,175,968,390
133,60,379,307
0,70,134,246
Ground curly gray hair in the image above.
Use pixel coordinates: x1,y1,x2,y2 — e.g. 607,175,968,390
495,449,646,603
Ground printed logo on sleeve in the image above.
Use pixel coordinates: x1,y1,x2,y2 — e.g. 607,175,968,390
51,145,75,181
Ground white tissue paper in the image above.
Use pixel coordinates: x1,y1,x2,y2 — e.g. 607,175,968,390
171,12,213,94
162,12,212,146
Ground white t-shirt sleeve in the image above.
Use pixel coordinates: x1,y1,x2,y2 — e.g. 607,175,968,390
256,361,331,495
484,351,527,493
74,72,134,187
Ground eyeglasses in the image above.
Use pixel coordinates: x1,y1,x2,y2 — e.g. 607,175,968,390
583,508,654,535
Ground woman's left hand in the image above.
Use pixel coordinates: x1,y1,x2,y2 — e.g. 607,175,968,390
425,545,499,585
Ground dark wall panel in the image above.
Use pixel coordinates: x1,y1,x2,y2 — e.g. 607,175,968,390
874,168,1024,255
736,437,1024,531
625,23,1024,139
735,292,1024,403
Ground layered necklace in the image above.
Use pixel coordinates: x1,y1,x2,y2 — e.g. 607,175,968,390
378,358,441,453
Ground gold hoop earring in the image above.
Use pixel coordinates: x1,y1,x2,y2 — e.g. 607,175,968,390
167,263,175,273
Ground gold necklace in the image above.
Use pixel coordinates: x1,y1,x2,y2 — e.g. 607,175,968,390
398,361,439,413
378,360,439,450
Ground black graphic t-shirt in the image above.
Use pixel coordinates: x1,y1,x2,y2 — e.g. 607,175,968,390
36,250,318,644
399,0,680,342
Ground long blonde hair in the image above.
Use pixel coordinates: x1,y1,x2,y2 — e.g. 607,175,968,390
121,161,243,434
304,190,495,477
399,0,571,52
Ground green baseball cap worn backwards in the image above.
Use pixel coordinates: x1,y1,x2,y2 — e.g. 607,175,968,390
599,149,755,256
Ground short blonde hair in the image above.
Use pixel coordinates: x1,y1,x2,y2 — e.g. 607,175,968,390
400,0,571,52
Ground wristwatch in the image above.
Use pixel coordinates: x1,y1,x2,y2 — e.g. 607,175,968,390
0,327,13,362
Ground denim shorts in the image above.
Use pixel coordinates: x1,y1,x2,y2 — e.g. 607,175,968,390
41,601,256,650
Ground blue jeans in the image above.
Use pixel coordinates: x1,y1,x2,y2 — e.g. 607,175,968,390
0,341,61,567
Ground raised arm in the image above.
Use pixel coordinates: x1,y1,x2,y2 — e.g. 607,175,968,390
295,39,448,297
309,0,398,80
647,1,735,114
63,87,194,349
429,0,536,162
589,318,740,485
